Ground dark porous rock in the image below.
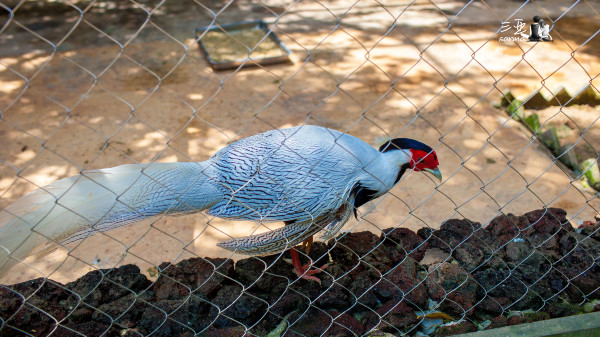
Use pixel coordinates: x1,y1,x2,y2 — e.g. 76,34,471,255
143,294,213,334
263,288,307,331
503,239,534,263
526,268,569,304
330,231,375,261
472,228,503,257
154,257,233,301
453,241,485,272
307,241,333,267
580,221,600,242
327,312,365,337
420,248,452,268
209,284,267,329
473,268,535,309
564,283,587,304
287,307,332,336
90,292,151,326
325,263,354,288
472,268,508,295
524,208,572,247
4,207,600,336
381,227,429,262
479,253,509,272
570,271,600,301
512,249,551,280
525,208,569,232
137,298,201,337
556,233,600,299
103,293,153,328
514,293,545,313
559,232,584,255
330,231,392,273
543,268,570,295
203,326,246,337
234,257,269,286
56,321,119,337
184,294,222,331
120,328,150,337
426,262,468,299
437,320,478,336
137,302,173,336
373,299,418,332
316,282,353,310
426,262,480,317
289,273,327,302
441,222,500,273
261,253,303,285
373,257,427,309
66,264,150,308
429,219,483,252
68,306,94,324
511,251,557,301
486,213,531,246
0,278,70,337
234,256,288,297
418,227,434,241
349,271,379,309
361,310,380,332
474,296,511,319
559,232,600,262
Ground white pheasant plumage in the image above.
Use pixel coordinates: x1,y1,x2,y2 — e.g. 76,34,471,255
0,125,441,278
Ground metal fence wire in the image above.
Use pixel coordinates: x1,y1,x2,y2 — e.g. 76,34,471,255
1,0,600,336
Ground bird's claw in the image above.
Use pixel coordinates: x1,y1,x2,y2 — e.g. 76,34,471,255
293,262,329,284
290,247,328,284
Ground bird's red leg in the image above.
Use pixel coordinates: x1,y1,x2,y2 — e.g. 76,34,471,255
290,236,329,284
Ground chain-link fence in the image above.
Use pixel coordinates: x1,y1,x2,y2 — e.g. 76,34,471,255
1,0,600,336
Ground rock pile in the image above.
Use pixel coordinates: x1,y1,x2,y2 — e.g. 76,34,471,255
1,208,599,336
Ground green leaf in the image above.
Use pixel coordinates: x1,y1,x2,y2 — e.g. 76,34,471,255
506,99,525,121
265,311,296,337
524,113,541,132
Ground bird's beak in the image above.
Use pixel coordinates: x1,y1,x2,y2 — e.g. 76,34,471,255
424,168,442,182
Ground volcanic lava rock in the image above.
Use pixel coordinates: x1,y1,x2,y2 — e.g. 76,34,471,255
381,227,429,262
3,208,600,337
153,257,233,300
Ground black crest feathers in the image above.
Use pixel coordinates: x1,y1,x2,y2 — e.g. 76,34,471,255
379,138,433,153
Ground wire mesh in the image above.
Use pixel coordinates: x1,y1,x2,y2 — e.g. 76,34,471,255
1,0,600,336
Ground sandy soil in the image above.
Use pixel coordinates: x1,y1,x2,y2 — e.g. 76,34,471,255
0,0,599,284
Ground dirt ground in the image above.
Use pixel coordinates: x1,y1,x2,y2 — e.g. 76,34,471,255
0,0,599,285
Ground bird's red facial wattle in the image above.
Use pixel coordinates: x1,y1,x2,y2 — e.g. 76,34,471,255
409,149,442,181
409,149,438,170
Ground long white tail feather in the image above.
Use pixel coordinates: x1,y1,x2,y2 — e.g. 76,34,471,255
0,162,222,278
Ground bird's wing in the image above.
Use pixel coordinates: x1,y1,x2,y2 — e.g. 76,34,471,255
206,126,367,222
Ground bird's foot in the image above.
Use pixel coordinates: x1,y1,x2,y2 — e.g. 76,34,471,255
293,262,330,284
290,248,328,284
